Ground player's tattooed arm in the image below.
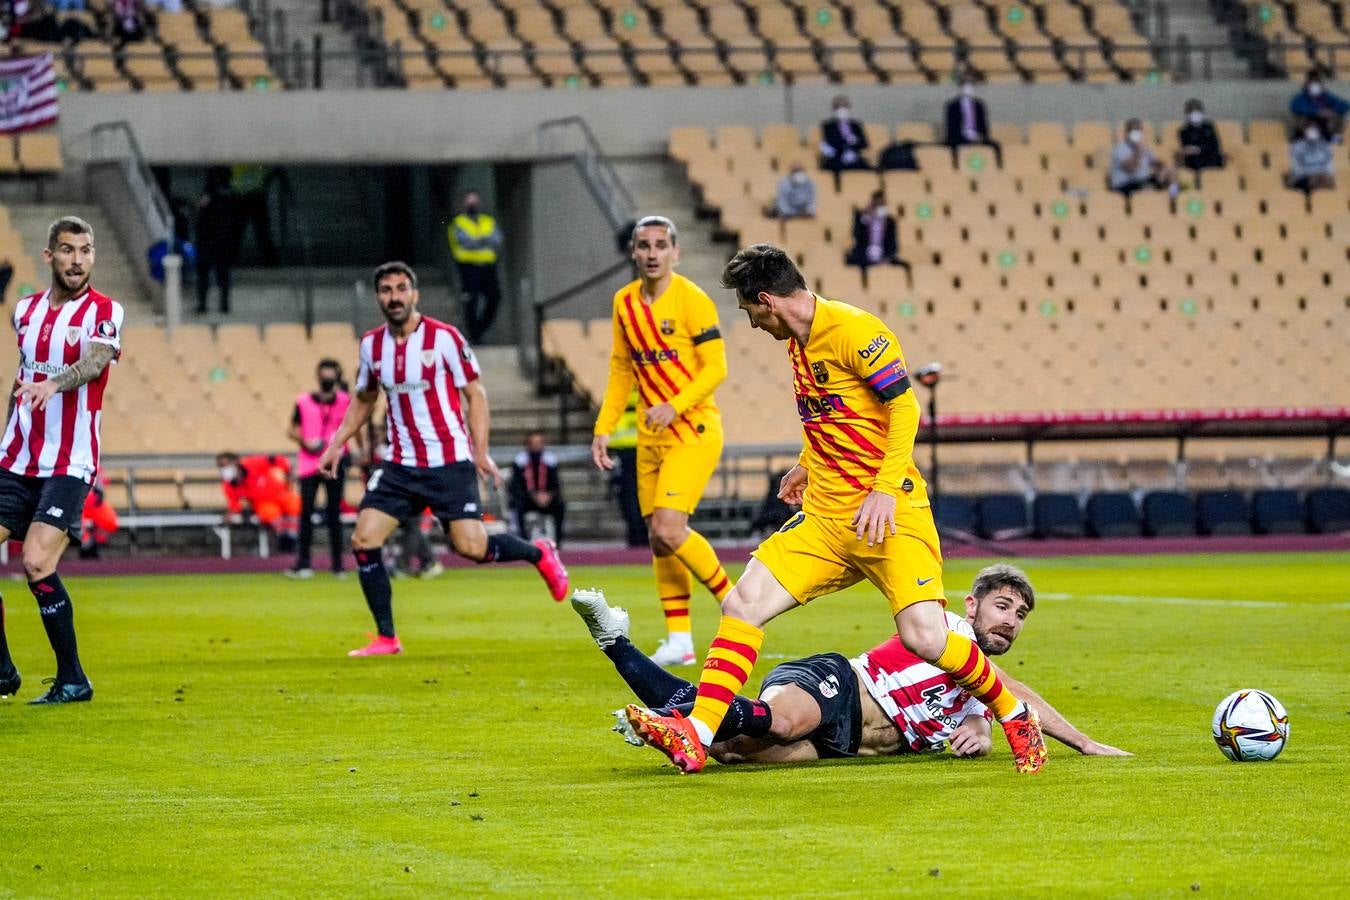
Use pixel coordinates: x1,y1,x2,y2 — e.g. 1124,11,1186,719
52,341,118,392
996,667,1132,756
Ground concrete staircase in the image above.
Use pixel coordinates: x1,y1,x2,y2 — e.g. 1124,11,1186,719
261,0,368,89
1159,0,1252,80
610,157,735,311
7,203,155,317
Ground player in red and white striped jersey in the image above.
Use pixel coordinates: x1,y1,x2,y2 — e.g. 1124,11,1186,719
318,262,568,657
0,216,123,705
586,564,1129,763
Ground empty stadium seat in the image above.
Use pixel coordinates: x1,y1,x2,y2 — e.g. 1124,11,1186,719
1252,489,1305,534
976,493,1030,540
1196,491,1254,536
1033,493,1086,538
932,495,978,533
1086,492,1142,537
1141,491,1197,536
1307,487,1350,533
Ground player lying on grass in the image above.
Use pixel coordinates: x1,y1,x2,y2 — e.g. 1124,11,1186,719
573,564,1129,764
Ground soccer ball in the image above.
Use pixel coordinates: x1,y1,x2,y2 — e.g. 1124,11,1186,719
1211,689,1289,761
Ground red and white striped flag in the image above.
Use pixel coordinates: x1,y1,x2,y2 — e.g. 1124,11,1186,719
0,54,59,135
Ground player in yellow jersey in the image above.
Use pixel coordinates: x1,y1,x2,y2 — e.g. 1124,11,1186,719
591,216,734,667
623,243,1048,773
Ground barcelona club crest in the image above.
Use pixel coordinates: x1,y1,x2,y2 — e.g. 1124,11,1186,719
659,318,676,336
810,361,829,384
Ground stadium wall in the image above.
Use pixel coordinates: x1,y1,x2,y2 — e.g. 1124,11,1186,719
56,80,1343,164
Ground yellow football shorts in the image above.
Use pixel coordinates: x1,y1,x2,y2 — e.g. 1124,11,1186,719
636,431,723,517
752,506,945,615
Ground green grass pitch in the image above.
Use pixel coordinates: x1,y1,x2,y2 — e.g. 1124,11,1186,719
1,552,1347,897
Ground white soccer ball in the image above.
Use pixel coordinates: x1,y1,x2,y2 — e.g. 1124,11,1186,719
1211,689,1289,761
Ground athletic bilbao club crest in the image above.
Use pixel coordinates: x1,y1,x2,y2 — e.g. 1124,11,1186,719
659,318,676,336
420,350,436,368
811,361,829,384
65,326,82,346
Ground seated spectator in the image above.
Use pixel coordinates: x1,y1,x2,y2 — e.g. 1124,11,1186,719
1175,99,1224,175
1290,71,1347,142
771,163,816,219
1108,118,1176,197
79,475,118,559
110,0,146,44
944,75,1003,167
845,190,908,274
509,431,565,547
1288,125,1335,193
13,0,94,43
217,451,300,549
819,95,870,173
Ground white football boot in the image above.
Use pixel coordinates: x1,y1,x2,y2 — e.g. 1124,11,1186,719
570,588,630,649
648,632,696,667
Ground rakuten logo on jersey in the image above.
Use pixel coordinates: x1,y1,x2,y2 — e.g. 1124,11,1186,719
858,335,890,360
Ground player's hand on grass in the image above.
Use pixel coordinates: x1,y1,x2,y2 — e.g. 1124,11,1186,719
777,465,808,505
948,721,991,758
644,402,676,432
475,452,503,489
852,489,897,546
15,380,59,411
590,434,614,471
1079,740,1132,757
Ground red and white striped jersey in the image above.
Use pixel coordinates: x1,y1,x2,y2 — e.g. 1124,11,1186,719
356,316,480,468
0,288,123,483
850,612,992,753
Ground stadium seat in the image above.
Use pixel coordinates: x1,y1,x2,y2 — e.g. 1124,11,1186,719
1085,492,1142,537
1252,489,1306,534
1196,490,1254,536
932,495,978,534
976,493,1030,540
1306,487,1350,533
1141,491,1197,536
1032,493,1086,538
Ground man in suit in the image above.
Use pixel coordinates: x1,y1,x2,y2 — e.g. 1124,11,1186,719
944,76,1002,167
819,95,871,174
845,190,908,276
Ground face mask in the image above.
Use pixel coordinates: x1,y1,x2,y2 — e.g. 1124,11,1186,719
1128,129,1143,144
465,203,479,214
219,466,238,481
1308,83,1323,96
319,376,338,392
791,171,809,184
834,107,851,121
961,84,974,97
1306,129,1321,141
1187,111,1204,125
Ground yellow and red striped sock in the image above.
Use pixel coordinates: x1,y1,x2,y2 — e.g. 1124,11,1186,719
688,615,764,745
653,554,693,635
673,530,732,602
935,629,1023,722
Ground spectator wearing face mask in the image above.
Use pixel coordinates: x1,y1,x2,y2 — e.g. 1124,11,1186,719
1175,99,1224,178
1290,71,1347,142
943,75,1002,167
1108,118,1176,197
819,95,871,173
1288,124,1336,193
771,163,817,219
845,190,909,275
285,359,357,579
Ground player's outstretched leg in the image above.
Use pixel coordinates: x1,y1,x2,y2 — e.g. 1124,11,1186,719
926,614,1046,773
469,530,568,601
350,547,402,657
27,574,92,704
0,595,20,699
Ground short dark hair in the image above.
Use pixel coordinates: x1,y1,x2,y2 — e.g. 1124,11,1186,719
216,451,239,464
720,243,807,301
1184,98,1204,114
971,563,1035,612
631,215,678,246
47,216,93,250
373,261,417,290
317,357,342,374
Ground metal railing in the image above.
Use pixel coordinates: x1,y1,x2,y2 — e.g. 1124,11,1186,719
88,121,174,246
537,116,636,233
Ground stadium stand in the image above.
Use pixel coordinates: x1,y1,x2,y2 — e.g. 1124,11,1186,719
1086,491,1143,537
1032,492,1087,537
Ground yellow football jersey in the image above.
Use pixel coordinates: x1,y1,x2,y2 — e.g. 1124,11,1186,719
789,297,929,519
595,273,726,448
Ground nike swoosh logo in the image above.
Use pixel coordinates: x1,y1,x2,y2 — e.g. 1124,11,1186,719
917,577,935,586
